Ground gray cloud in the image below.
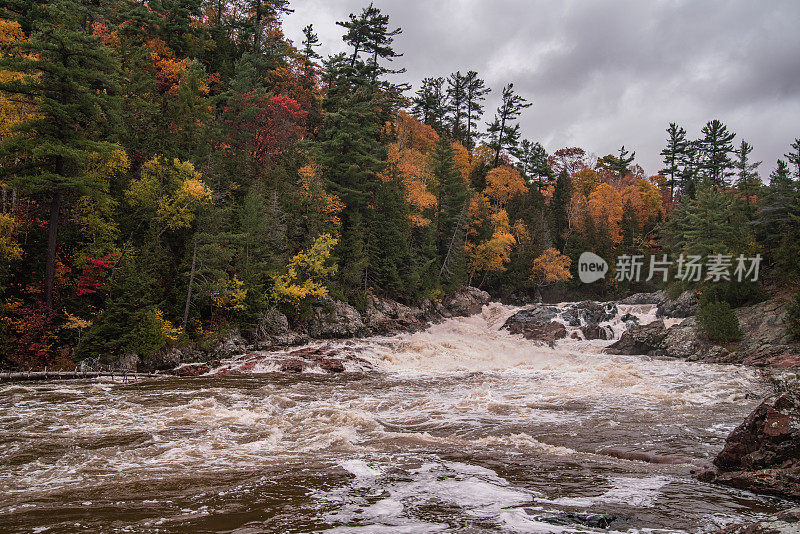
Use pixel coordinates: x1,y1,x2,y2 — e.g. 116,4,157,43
284,0,800,176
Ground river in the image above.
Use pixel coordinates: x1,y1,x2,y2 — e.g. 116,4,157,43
0,303,791,533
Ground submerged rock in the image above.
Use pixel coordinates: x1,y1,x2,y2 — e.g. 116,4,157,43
718,508,800,533
699,392,800,501
605,321,667,355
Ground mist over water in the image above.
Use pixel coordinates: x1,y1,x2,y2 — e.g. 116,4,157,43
0,303,790,532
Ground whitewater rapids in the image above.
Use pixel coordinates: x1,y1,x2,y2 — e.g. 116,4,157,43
0,303,791,532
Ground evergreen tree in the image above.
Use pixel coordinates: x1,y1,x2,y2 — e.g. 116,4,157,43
412,77,447,132
445,71,467,143
785,138,800,180
699,119,736,187
660,123,688,204
0,0,121,309
464,70,490,149
487,83,532,167
551,171,572,252
432,136,470,289
599,146,635,180
734,140,762,214
755,160,798,251
369,176,416,297
679,139,701,199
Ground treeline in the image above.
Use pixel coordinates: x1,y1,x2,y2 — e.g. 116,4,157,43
0,1,797,369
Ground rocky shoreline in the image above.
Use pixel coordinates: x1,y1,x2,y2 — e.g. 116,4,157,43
144,286,492,375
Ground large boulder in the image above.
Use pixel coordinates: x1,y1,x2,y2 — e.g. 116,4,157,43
657,290,698,318
562,301,618,326
364,296,426,335
700,392,800,501
661,318,705,360
605,321,667,355
504,319,567,347
504,305,560,325
737,299,800,368
305,298,365,339
581,324,613,341
441,286,491,317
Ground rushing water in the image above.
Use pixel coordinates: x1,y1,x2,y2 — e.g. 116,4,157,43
0,303,792,533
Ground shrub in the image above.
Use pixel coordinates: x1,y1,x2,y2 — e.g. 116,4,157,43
697,300,742,342
786,289,800,341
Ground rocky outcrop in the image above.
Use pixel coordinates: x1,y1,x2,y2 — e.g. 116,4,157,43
304,298,366,339
619,291,665,305
562,301,618,326
606,321,667,355
736,299,800,368
581,324,612,341
364,296,426,335
441,286,491,317
504,305,560,325
657,290,698,318
699,392,800,501
504,320,567,346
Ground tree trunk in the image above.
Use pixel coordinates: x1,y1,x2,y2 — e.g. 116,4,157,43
44,192,62,309
182,238,198,330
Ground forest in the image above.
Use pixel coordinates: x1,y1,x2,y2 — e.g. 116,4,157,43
0,0,798,370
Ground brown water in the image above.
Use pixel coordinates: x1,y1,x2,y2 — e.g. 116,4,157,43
0,304,792,533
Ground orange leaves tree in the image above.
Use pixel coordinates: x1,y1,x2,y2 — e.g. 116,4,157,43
530,248,572,288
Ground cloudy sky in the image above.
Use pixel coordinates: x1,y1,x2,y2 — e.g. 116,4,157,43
283,0,800,177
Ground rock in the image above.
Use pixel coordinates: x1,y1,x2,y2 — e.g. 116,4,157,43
209,330,248,360
441,286,490,317
504,305,560,325
619,291,666,305
166,363,210,377
305,298,365,339
605,321,667,355
736,299,800,368
657,290,698,318
661,318,705,359
718,508,800,533
255,308,290,338
703,392,800,501
581,324,612,340
505,320,567,347
364,295,426,335
280,358,308,373
319,358,345,373
562,301,618,326
620,313,641,330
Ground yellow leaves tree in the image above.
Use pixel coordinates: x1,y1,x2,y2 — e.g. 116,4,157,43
0,212,22,264
571,168,601,197
0,19,35,144
484,165,526,207
125,156,212,233
530,248,572,287
466,206,516,280
588,183,623,244
271,233,338,310
296,163,344,234
621,178,664,231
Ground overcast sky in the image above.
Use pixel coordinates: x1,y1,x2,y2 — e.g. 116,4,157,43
283,0,800,177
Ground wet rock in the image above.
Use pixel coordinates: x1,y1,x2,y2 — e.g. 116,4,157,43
505,305,560,325
441,286,491,317
581,324,612,340
318,358,345,373
504,320,567,347
562,301,618,326
661,318,705,359
717,508,800,533
702,392,800,501
657,290,698,318
539,511,618,529
305,298,365,339
279,358,308,373
605,321,667,355
165,363,210,377
620,313,640,326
